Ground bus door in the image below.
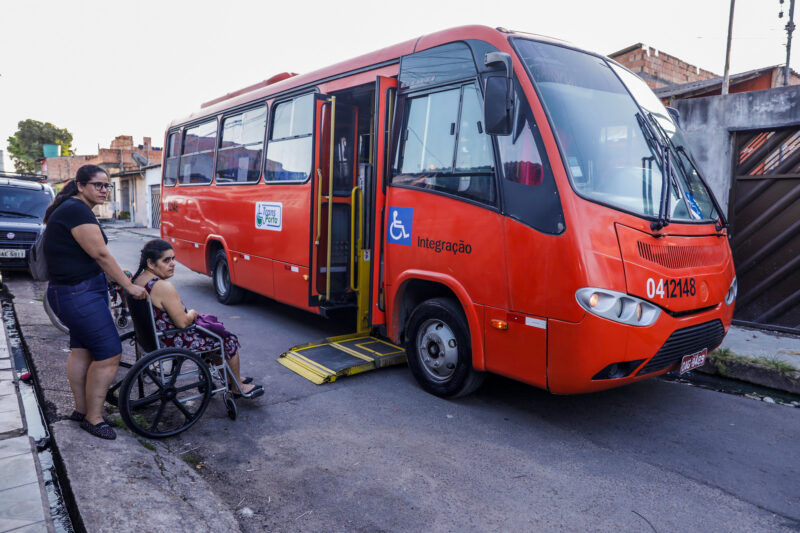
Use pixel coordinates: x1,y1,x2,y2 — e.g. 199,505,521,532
280,85,405,385
310,95,359,309
368,76,398,331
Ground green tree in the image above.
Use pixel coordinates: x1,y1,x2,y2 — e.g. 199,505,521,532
7,119,74,174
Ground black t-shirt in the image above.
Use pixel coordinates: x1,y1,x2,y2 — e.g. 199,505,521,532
44,198,108,285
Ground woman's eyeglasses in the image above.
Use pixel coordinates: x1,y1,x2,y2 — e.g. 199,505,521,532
87,181,111,191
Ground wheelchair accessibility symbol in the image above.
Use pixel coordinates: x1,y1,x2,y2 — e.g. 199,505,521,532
387,206,413,246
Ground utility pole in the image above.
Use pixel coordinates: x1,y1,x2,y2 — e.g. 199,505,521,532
784,0,796,86
722,0,736,95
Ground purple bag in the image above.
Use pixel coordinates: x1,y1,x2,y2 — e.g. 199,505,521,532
194,313,231,337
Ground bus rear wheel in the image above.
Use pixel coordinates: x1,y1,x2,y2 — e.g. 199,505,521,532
212,250,244,305
405,297,485,398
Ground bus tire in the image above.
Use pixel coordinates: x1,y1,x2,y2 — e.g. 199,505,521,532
212,250,244,305
405,297,485,398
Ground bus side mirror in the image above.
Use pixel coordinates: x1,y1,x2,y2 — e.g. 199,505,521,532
666,106,680,125
484,76,513,136
484,52,514,136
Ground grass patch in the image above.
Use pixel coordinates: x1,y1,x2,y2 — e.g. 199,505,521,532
33,296,43,302
182,452,202,465
138,439,156,451
709,348,799,376
109,415,127,430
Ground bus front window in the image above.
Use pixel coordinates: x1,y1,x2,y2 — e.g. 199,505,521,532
514,39,718,223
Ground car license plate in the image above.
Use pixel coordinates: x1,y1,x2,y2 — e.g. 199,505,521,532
679,348,707,374
0,249,25,259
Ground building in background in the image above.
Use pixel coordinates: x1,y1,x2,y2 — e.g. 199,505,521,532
609,43,800,104
44,136,162,221
609,43,718,89
144,163,162,229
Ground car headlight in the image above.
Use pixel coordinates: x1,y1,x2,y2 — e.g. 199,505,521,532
725,276,737,306
575,287,661,327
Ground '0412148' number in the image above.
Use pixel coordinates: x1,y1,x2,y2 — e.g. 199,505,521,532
646,277,696,299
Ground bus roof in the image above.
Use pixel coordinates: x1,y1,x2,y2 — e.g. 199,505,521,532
168,25,578,128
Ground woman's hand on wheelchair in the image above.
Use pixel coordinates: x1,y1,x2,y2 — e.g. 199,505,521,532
127,284,148,300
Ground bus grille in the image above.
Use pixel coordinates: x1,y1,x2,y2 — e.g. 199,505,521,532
637,319,725,375
637,242,726,269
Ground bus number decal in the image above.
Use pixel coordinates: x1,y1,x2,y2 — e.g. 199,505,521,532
255,202,282,231
646,277,696,299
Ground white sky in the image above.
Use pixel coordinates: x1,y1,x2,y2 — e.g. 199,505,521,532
1,0,795,171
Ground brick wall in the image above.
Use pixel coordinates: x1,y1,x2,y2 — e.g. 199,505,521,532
610,43,718,89
45,135,163,183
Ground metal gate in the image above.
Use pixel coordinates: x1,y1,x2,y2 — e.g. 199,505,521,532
150,185,161,228
729,126,800,334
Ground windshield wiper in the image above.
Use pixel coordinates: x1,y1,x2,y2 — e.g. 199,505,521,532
674,145,729,232
636,112,671,231
0,209,39,218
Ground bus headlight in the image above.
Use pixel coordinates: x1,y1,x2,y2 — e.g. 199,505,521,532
725,277,737,305
575,288,661,327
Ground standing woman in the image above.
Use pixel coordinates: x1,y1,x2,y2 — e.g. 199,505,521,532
43,164,147,440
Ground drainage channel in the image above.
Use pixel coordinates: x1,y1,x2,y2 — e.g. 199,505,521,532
2,292,75,533
661,371,800,407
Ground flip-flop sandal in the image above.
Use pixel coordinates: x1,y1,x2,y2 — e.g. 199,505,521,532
242,377,253,384
233,385,264,399
80,420,117,440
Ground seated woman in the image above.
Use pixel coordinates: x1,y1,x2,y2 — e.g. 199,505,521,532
132,239,263,398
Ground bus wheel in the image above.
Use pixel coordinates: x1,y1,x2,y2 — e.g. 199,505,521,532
212,250,244,305
406,297,485,398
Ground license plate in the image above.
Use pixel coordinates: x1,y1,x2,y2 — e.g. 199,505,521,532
0,249,25,259
679,348,707,374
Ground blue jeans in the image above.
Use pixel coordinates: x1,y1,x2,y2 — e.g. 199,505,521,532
47,273,121,361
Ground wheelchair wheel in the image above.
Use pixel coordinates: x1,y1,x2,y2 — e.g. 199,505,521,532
223,393,237,420
119,348,213,438
106,331,137,407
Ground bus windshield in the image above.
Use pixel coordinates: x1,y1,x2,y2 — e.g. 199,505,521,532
514,39,719,222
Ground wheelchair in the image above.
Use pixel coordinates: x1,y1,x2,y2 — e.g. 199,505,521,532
107,291,253,439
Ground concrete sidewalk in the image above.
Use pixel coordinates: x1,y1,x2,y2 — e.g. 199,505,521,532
0,313,52,532
7,276,241,533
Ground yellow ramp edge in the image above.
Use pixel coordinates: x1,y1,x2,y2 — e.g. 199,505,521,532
277,333,406,385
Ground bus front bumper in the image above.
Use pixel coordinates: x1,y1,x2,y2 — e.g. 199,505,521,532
546,302,734,394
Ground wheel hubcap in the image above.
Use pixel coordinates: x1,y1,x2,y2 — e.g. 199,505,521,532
416,319,458,383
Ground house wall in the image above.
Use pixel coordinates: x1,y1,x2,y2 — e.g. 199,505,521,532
674,84,800,215
45,136,163,182
145,166,162,229
132,174,148,226
610,44,717,89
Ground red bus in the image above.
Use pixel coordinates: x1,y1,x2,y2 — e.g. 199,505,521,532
160,25,736,397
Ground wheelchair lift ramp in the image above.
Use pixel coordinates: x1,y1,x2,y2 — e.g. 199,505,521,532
277,333,406,384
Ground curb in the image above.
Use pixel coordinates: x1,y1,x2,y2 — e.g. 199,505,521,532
699,356,800,395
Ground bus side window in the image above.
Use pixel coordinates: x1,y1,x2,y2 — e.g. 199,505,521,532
216,105,266,184
392,83,496,206
265,94,314,183
497,87,564,234
163,131,180,186
179,119,217,185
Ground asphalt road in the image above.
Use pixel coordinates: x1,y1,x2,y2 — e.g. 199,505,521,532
102,228,800,532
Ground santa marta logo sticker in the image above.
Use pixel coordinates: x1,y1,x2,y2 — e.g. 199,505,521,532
255,202,282,231
387,206,412,246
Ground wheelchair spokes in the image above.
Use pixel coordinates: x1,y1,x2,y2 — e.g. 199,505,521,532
119,349,213,438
